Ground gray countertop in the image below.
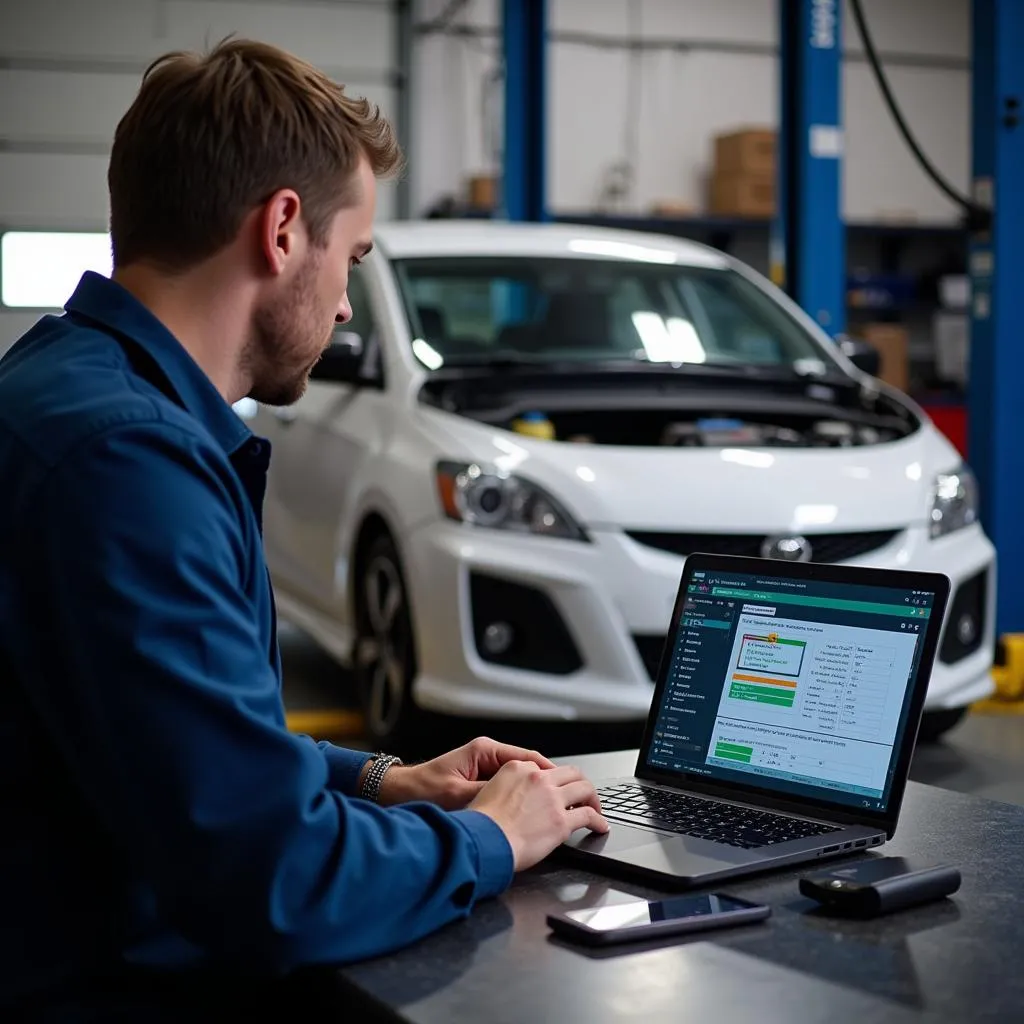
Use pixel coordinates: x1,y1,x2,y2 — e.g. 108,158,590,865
340,749,1024,1024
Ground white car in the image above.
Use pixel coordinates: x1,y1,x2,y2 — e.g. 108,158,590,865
250,221,995,747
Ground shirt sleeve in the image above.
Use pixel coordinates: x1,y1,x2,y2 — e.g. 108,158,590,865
317,742,373,795
24,420,514,970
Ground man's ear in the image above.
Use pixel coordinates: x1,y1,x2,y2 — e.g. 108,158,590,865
259,188,303,275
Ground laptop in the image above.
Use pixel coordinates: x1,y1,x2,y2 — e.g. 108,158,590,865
562,552,951,889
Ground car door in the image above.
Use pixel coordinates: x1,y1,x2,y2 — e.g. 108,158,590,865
258,264,387,620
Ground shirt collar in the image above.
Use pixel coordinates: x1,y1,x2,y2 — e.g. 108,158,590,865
65,271,252,455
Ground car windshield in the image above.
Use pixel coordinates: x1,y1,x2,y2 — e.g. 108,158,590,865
392,256,837,374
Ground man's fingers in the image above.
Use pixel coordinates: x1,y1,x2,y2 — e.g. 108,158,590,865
559,779,603,813
509,746,557,770
542,765,585,787
448,778,483,802
471,737,557,772
566,804,610,835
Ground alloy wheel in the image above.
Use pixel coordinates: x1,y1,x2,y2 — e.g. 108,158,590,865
356,552,410,738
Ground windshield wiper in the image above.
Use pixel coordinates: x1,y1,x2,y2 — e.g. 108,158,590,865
431,353,843,383
438,353,758,372
438,351,551,369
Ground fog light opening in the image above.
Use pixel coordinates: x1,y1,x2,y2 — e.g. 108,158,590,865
482,621,515,656
956,613,978,647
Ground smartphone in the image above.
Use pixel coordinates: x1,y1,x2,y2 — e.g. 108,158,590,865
546,892,770,946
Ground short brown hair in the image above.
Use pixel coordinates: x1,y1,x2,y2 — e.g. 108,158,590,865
108,37,402,270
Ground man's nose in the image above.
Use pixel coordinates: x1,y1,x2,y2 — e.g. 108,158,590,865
336,295,353,325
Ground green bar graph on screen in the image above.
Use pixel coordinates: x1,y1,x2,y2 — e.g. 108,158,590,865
714,740,753,764
728,681,797,707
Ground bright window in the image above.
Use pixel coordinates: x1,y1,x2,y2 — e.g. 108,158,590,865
1,231,112,308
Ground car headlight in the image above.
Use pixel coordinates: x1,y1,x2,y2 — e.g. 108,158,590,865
930,466,979,539
435,461,588,541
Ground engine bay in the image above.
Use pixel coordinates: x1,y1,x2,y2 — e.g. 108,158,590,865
517,412,905,448
419,367,919,448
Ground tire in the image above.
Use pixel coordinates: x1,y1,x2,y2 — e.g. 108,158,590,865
917,707,968,743
353,532,421,751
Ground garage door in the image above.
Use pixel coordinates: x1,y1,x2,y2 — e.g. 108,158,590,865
0,0,400,352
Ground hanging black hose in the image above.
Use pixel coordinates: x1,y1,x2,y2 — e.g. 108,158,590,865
847,0,990,231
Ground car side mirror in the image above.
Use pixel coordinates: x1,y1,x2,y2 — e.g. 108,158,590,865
311,330,368,384
837,335,881,377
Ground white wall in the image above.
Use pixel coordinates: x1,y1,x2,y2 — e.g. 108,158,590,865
411,0,971,224
0,0,398,349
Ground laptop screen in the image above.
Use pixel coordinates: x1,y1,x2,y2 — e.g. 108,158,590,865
644,565,938,813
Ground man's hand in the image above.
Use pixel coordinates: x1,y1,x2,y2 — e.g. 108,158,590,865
373,737,557,810
468,762,609,871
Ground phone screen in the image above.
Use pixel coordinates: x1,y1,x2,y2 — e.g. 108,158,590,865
563,894,758,932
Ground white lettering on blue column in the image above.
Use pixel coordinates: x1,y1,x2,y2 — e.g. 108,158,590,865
810,0,837,49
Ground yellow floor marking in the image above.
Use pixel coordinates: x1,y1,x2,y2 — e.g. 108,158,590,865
971,698,1024,716
286,709,365,737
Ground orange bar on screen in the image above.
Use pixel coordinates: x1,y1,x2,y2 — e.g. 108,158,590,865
732,673,798,689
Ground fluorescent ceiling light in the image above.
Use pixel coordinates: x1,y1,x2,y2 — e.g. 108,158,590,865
1,231,112,308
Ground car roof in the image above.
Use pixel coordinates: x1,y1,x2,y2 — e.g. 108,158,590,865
372,220,730,269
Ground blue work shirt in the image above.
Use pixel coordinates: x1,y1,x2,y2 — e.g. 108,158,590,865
0,272,512,1005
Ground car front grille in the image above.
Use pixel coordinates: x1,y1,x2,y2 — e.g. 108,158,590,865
625,529,902,564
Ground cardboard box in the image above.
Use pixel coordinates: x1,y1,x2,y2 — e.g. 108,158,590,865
466,174,497,210
713,129,776,177
709,171,775,218
859,323,909,392
649,199,698,218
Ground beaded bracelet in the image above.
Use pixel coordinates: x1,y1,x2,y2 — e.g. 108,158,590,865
360,753,403,803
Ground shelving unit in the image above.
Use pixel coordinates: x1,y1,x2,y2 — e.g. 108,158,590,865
552,211,776,255
552,210,967,266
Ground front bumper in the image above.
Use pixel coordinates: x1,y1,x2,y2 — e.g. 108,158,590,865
402,521,995,721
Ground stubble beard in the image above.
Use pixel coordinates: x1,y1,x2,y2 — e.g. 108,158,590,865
246,254,335,407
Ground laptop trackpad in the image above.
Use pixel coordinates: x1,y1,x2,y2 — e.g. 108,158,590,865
564,822,756,880
564,823,668,855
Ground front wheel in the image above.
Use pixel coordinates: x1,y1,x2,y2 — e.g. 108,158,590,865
353,533,421,751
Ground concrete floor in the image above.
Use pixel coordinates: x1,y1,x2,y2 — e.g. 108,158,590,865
908,712,1024,805
280,624,1024,807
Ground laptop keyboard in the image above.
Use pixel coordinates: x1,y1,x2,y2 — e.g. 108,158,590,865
598,784,838,849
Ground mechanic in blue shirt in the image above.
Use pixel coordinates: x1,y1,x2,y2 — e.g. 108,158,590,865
0,39,608,1013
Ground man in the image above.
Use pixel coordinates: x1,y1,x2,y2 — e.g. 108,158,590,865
0,39,608,1013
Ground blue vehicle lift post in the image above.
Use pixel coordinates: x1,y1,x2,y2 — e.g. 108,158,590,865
970,0,1024,634
773,0,845,336
502,0,547,223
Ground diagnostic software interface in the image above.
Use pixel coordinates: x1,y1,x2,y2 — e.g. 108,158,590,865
645,567,936,811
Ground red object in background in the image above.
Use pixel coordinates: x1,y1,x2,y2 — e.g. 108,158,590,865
920,403,967,458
